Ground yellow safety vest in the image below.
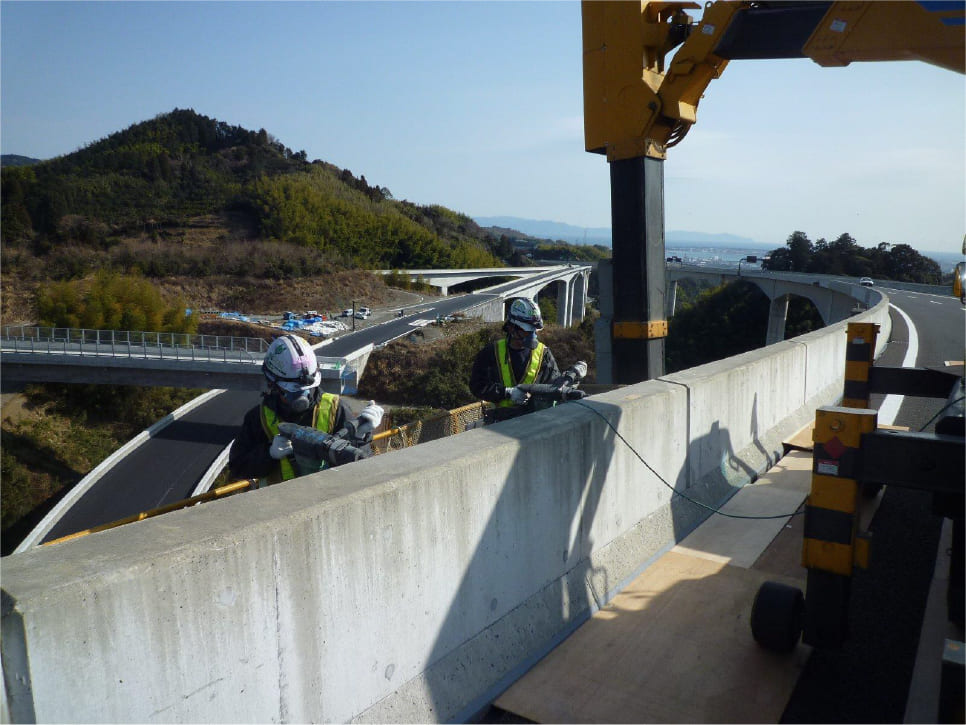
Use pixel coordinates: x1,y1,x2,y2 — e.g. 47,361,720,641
259,393,340,482
494,338,545,408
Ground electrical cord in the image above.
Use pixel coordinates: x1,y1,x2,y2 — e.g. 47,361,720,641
916,396,964,432
572,400,806,520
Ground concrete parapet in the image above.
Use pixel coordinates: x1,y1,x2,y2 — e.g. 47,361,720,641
1,292,893,723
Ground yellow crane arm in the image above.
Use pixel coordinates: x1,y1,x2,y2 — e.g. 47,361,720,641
583,1,966,163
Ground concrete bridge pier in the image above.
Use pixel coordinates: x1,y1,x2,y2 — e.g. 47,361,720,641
570,271,588,325
766,294,790,346
666,279,678,318
556,280,573,327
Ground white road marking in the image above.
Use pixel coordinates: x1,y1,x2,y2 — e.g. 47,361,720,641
879,303,919,426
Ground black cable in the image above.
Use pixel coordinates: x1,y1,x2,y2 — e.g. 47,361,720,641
573,400,806,520
917,396,964,432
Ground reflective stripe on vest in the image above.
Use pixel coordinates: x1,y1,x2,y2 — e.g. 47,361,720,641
494,338,545,408
259,393,340,481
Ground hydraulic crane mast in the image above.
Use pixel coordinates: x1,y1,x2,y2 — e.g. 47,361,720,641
583,0,966,384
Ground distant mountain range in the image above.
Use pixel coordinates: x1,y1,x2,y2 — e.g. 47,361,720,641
1,154,42,167
473,215,763,248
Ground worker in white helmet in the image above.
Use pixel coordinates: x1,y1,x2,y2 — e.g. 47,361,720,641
229,334,383,485
470,298,578,424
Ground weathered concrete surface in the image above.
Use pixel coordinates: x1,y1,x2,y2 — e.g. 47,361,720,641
1,293,891,724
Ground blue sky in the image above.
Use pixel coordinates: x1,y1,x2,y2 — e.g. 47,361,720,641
2,1,964,255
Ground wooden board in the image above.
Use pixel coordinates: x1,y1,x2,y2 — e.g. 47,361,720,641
783,422,816,453
493,451,816,724
494,552,809,723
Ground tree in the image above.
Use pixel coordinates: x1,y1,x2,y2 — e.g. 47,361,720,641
787,231,812,272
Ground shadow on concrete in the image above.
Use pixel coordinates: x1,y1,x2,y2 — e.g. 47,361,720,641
414,388,768,721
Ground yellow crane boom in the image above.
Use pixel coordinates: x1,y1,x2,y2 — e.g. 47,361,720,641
583,1,966,163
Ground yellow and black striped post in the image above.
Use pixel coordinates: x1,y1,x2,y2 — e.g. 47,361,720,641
842,322,880,408
802,405,877,648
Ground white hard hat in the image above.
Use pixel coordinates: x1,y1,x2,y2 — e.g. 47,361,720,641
263,335,321,392
507,298,543,332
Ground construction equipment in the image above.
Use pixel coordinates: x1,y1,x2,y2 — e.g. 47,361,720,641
583,1,966,384
483,362,588,424
276,421,372,471
750,322,964,658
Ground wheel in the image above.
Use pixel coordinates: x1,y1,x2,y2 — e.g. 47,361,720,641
750,581,805,653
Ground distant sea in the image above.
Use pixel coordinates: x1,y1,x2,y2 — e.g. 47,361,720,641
665,240,777,268
667,241,963,274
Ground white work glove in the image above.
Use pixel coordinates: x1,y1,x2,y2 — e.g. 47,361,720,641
506,386,529,405
269,434,293,460
572,361,588,379
359,400,385,429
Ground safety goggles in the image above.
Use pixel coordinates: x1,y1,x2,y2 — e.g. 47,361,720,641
274,370,321,392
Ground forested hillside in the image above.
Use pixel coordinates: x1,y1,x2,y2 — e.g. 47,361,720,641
763,230,942,283
0,109,507,312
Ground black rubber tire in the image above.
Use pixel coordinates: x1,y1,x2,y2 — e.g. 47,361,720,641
750,581,805,653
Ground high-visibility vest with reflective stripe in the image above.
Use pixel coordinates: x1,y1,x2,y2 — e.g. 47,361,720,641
494,338,545,408
259,393,340,482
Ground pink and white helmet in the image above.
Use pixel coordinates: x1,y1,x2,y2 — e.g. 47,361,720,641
262,335,321,392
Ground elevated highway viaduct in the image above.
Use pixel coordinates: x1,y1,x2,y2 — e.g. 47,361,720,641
1,275,960,722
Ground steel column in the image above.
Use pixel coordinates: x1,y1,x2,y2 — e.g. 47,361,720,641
609,156,666,382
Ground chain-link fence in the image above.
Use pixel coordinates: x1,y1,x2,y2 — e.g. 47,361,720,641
372,402,488,454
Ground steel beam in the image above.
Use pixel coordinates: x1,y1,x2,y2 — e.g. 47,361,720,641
609,156,666,382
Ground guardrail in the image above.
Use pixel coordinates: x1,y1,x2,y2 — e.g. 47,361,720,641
1,325,269,363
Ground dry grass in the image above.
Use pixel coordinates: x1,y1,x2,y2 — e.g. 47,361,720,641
1,270,426,326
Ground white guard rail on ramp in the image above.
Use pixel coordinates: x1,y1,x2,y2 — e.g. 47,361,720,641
1,289,890,723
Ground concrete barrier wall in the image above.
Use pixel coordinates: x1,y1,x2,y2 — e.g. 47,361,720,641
1,291,891,724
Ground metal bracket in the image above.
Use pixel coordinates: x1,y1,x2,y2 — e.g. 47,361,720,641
612,320,668,339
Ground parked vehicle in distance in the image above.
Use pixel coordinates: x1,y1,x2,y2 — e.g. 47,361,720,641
354,310,371,320
341,309,353,317
358,306,371,315
860,277,874,287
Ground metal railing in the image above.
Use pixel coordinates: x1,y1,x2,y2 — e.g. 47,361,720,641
1,325,269,364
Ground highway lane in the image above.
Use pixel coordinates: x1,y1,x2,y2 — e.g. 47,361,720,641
782,287,964,723
41,389,258,541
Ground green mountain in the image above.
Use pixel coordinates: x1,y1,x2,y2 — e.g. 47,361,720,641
0,108,506,279
0,155,43,168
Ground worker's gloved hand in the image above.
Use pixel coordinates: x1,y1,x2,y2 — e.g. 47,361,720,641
572,361,588,379
359,401,384,429
506,386,529,405
269,434,294,460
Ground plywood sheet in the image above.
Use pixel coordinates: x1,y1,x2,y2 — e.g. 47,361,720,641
494,451,817,724
494,550,809,723
672,451,812,569
783,422,815,453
